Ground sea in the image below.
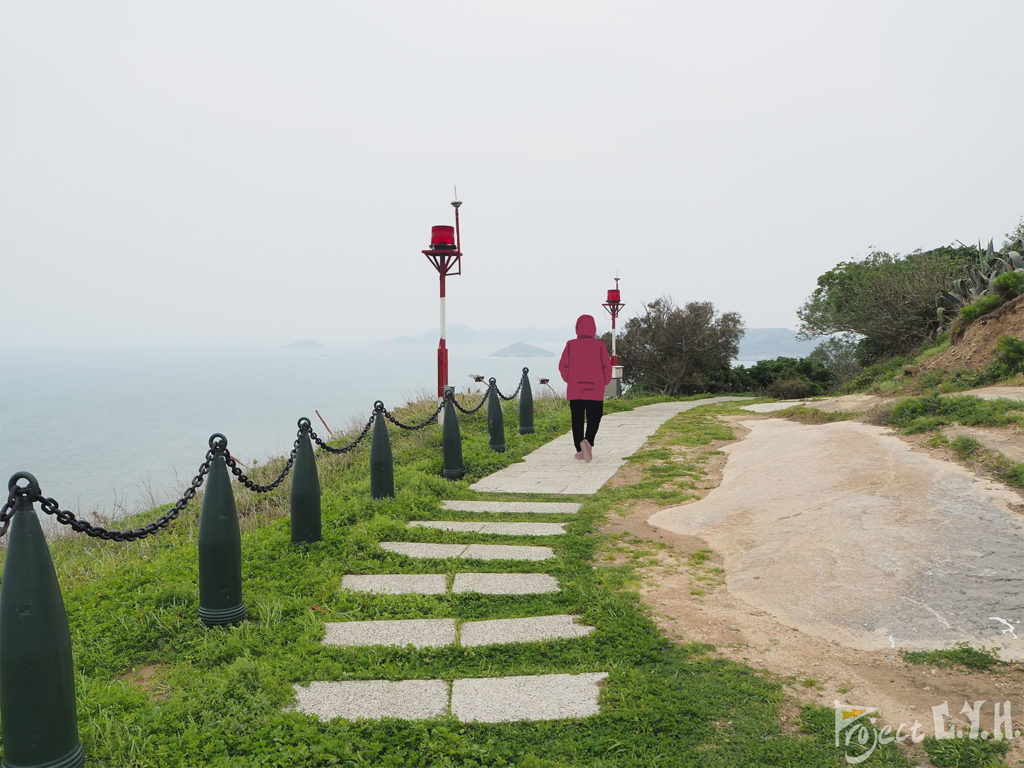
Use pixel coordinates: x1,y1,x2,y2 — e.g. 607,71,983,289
0,342,561,525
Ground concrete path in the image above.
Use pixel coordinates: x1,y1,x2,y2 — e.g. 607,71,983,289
649,418,1024,658
295,399,725,723
470,398,751,494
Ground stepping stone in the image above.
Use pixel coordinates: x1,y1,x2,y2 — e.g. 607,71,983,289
341,572,559,595
452,572,559,594
323,619,456,648
442,500,581,515
341,574,447,594
292,680,448,721
379,542,468,559
291,673,608,722
380,542,554,561
462,544,554,561
408,521,567,536
460,615,594,647
451,672,608,723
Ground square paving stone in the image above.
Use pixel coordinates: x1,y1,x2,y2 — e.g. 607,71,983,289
341,574,447,594
460,615,594,647
292,680,448,721
323,619,456,648
451,672,608,722
451,573,559,594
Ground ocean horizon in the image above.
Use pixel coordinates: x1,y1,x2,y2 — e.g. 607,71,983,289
0,341,563,525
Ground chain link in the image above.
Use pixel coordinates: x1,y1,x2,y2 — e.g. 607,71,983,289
310,413,375,454
2,448,218,541
382,399,445,430
493,374,524,401
452,389,489,414
225,421,308,493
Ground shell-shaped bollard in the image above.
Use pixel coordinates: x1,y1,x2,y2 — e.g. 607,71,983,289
290,420,321,543
487,378,506,453
518,367,534,435
0,473,85,768
369,409,395,499
442,391,465,479
198,442,245,627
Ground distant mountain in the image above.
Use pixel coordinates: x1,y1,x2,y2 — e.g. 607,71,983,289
378,324,566,346
736,328,821,362
285,338,324,349
492,342,555,358
379,325,821,364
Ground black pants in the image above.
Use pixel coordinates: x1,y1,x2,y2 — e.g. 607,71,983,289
569,399,604,452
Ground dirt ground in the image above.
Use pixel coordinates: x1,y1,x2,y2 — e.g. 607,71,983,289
601,409,1024,764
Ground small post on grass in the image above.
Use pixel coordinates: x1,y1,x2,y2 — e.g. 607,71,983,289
198,435,245,627
290,418,321,543
441,387,464,479
0,473,85,768
370,402,395,499
518,367,534,435
487,377,506,452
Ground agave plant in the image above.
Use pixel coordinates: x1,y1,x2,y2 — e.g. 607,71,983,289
935,240,1024,325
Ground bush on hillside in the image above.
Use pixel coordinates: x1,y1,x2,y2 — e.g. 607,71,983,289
959,294,1003,323
992,270,1024,299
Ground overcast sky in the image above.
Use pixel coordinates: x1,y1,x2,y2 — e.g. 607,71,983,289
2,0,1021,350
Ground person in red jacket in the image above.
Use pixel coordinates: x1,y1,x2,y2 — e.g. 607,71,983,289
558,314,613,462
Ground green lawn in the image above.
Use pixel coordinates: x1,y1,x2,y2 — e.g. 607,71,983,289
0,395,918,767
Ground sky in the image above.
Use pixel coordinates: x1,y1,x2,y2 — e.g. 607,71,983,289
1,0,1022,351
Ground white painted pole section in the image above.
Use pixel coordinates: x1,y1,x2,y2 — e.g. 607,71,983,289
440,295,446,347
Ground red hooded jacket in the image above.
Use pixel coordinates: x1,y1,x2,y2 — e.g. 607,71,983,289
558,314,613,400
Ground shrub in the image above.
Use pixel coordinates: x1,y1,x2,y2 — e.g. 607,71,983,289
765,377,819,399
992,270,1024,299
990,335,1024,378
959,294,1004,323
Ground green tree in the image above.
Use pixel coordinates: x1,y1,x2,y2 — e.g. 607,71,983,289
797,246,975,361
618,297,743,395
807,333,862,384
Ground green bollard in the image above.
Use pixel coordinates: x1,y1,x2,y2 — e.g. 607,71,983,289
0,473,85,768
441,388,465,479
290,418,321,544
198,435,245,627
370,403,395,499
487,377,506,452
518,367,534,435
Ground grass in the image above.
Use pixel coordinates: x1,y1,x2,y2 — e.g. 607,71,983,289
900,643,1004,672
0,394,924,766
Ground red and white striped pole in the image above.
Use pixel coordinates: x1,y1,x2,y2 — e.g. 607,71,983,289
423,198,463,399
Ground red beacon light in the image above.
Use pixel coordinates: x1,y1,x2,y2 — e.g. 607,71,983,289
430,225,457,250
607,288,621,303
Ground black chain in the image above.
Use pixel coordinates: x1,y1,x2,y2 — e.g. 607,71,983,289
452,389,489,414
224,420,308,493
2,442,220,541
310,412,375,454
382,399,445,431
493,373,525,401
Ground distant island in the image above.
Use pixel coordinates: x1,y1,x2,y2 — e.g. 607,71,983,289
285,339,324,349
492,342,554,358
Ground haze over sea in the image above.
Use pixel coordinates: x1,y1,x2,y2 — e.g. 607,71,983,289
0,340,563,524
